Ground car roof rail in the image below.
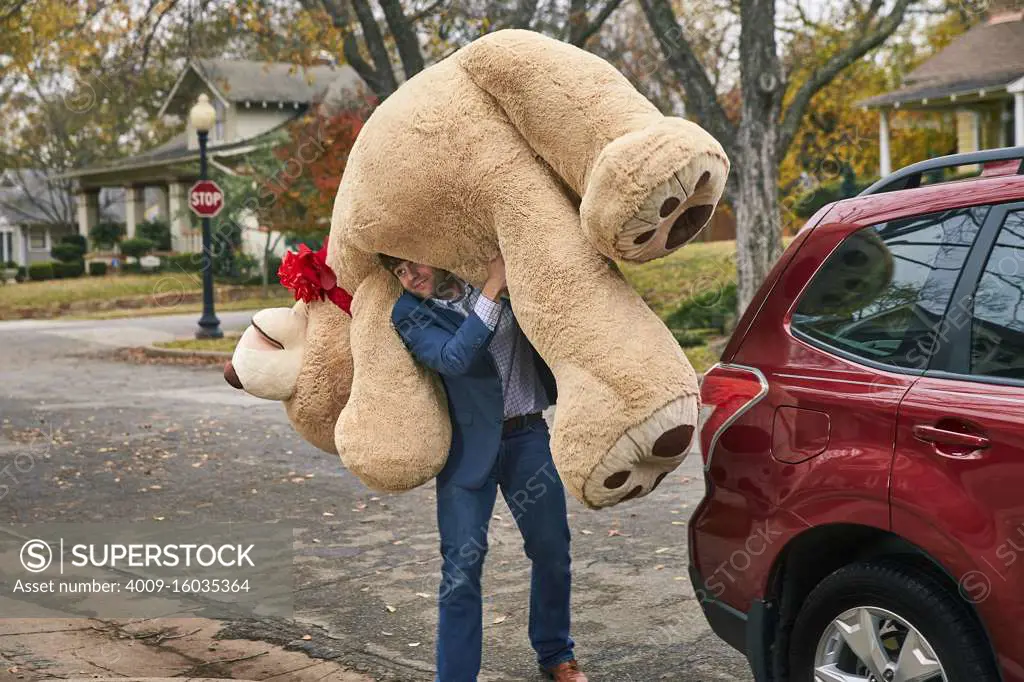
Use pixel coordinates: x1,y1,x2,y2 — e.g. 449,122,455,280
859,145,1024,196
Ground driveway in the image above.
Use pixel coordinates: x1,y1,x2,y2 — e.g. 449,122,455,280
0,312,752,681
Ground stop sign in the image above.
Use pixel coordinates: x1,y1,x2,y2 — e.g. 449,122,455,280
189,180,225,218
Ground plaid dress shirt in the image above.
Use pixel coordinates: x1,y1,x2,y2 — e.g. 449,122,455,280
433,280,550,419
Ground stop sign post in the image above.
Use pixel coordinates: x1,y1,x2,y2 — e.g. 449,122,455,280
188,97,223,339
189,180,224,218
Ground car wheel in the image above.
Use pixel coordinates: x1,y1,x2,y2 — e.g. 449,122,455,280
788,560,999,682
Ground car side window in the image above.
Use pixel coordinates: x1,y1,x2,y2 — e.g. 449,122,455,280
970,210,1024,381
792,206,988,370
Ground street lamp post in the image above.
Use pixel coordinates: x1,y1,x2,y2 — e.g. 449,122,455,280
189,93,223,339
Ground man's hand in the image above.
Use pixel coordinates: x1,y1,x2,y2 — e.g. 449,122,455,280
481,254,506,302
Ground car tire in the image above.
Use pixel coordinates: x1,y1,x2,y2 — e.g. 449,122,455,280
788,560,999,682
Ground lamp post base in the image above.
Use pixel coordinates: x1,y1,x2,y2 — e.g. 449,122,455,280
195,314,223,340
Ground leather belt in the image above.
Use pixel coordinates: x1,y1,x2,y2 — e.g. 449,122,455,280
502,412,543,436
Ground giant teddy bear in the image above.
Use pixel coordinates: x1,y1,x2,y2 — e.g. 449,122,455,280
224,29,730,509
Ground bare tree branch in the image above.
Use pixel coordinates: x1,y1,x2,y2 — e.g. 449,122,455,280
410,0,448,23
379,0,426,79
349,0,399,95
637,0,737,154
776,0,918,159
305,0,397,98
570,0,627,46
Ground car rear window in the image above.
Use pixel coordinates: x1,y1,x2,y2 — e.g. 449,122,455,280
971,210,1024,381
791,206,988,371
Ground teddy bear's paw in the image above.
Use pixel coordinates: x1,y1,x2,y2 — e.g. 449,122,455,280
581,118,729,264
581,395,698,509
615,162,720,262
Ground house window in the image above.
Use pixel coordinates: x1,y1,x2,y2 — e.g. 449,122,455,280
28,227,48,250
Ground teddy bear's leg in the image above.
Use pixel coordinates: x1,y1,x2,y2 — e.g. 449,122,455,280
457,28,729,264
334,267,452,492
497,185,699,510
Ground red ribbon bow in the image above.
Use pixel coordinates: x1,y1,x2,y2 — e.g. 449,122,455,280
277,237,353,315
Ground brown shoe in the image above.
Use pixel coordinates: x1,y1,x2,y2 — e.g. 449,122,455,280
541,659,588,681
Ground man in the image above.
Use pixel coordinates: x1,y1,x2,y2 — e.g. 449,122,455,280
381,253,587,682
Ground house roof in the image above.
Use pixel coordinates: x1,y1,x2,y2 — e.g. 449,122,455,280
859,18,1024,108
60,124,286,183
159,58,365,117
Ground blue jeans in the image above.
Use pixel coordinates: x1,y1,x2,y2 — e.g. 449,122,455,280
434,419,574,681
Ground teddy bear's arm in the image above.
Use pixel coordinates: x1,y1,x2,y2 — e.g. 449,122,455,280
394,307,495,377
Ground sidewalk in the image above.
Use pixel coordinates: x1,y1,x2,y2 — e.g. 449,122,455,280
0,618,372,682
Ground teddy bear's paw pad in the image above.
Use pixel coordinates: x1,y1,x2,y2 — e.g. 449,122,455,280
616,165,719,263
582,396,698,509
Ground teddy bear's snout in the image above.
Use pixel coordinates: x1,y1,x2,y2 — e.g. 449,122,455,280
224,361,243,390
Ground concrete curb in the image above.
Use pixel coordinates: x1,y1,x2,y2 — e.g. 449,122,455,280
141,345,233,360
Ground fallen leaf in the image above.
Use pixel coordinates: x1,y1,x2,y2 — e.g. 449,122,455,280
385,604,396,613
671,521,686,526
580,530,593,535
301,634,312,640
323,512,335,517
381,630,393,636
608,529,626,537
415,592,431,599
655,547,671,554
654,564,665,570
409,642,421,647
153,516,165,521
492,615,507,624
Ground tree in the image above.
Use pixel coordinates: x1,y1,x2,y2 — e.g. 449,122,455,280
296,0,629,101
639,0,923,314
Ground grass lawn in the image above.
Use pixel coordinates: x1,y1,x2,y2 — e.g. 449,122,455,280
620,240,738,373
0,272,292,321
619,240,736,319
69,292,293,321
10,241,747,373
155,333,241,353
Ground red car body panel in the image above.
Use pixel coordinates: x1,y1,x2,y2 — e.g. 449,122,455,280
691,167,1024,680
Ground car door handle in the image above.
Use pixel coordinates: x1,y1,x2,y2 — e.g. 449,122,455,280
913,425,990,449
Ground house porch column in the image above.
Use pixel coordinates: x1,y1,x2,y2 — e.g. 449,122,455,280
124,185,144,239
75,189,100,249
879,109,892,177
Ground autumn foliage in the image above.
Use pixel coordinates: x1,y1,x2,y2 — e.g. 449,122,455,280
256,98,376,240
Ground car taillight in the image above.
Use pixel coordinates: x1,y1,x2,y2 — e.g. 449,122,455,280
699,363,768,468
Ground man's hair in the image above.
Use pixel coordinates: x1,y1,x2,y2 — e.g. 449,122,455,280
377,253,406,274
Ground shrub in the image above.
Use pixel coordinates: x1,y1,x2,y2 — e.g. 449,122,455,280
119,237,155,261
28,262,55,281
61,234,88,256
4,260,17,269
16,266,26,282
137,220,172,251
88,261,108,276
89,221,125,248
121,262,142,274
665,282,739,334
53,259,85,278
51,242,83,263
166,253,204,272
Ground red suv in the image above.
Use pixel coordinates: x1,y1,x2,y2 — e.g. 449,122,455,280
690,147,1024,682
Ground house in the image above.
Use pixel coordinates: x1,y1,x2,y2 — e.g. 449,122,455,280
62,58,365,260
859,0,1024,175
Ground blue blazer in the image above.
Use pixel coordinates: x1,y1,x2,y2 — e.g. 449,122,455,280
391,291,557,489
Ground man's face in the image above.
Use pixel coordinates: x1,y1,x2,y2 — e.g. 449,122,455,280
392,260,446,299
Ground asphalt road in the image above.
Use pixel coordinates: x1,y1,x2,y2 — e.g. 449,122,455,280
0,311,752,681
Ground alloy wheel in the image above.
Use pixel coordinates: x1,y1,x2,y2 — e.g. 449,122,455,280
814,605,946,682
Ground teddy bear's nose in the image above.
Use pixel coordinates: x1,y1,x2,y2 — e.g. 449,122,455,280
224,361,243,390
